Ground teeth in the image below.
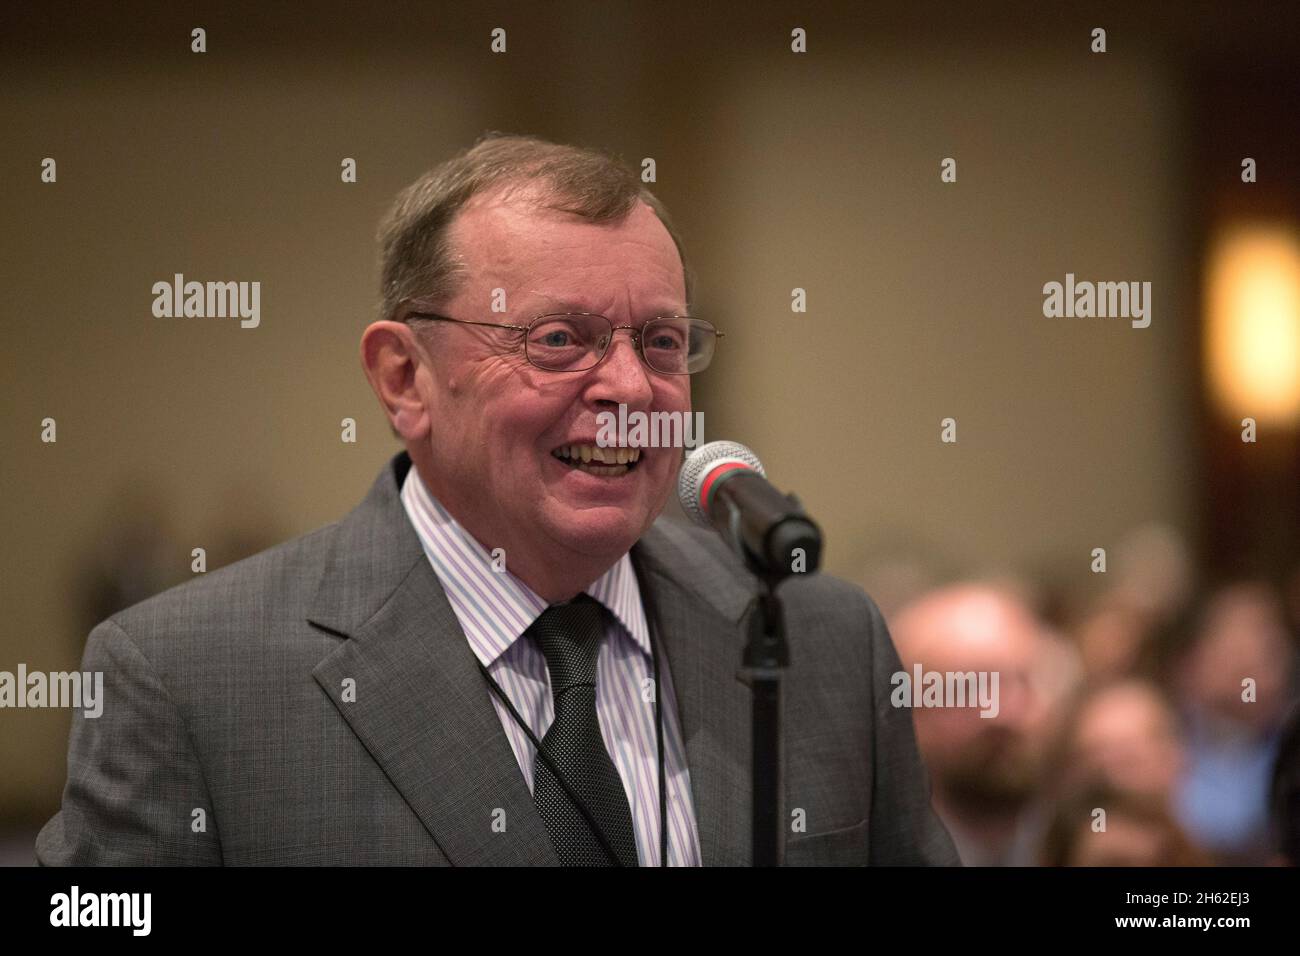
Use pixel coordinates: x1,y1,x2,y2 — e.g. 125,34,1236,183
552,444,643,464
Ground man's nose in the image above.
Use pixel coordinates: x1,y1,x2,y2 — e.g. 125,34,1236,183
586,329,654,407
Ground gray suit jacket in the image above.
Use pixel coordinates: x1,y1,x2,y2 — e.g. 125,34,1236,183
38,452,959,866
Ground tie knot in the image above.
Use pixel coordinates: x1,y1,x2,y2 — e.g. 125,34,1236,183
529,595,607,693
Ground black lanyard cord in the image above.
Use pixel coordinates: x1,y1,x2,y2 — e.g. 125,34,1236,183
476,619,669,868
648,594,669,868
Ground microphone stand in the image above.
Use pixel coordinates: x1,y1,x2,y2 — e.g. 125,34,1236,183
741,575,789,867
692,457,820,866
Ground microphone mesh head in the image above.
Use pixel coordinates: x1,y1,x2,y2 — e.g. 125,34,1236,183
677,440,765,526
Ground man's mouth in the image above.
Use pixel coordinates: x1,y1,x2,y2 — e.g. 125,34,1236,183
550,443,642,477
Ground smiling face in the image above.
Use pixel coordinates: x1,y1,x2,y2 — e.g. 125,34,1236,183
410,188,692,591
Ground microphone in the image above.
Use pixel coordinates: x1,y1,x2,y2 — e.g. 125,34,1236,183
677,441,822,580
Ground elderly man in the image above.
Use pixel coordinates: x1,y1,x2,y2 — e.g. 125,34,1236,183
37,134,957,866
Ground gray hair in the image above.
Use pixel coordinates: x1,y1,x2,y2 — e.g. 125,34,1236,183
376,132,695,323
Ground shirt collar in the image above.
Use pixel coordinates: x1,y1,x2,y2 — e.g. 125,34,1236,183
399,465,651,667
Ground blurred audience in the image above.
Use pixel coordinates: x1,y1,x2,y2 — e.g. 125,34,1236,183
1270,702,1300,865
1071,591,1156,684
1111,522,1194,625
889,583,1077,865
1052,679,1186,805
1068,522,1193,685
1171,581,1298,863
879,526,1300,866
1040,785,1209,866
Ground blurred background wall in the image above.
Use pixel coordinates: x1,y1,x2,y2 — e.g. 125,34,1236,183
3,1,1299,864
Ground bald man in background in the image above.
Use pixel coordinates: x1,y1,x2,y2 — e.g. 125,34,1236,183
890,584,1070,866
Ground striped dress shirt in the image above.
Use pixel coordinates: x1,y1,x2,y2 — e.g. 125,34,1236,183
400,468,702,866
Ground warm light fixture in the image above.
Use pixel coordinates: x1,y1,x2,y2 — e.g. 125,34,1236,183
1205,223,1300,426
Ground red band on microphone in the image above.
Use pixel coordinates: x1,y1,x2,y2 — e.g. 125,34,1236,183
698,461,752,514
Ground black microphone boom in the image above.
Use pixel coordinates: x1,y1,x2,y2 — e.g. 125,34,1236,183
677,441,822,581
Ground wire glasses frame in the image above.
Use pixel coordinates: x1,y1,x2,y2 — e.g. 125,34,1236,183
397,303,723,375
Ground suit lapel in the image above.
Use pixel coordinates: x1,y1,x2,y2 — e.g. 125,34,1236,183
632,524,757,866
307,453,558,866
306,452,759,866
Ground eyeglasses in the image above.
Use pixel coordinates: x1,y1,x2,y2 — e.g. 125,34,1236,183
398,304,723,375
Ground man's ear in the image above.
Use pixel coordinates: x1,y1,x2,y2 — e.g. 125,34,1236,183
360,321,433,442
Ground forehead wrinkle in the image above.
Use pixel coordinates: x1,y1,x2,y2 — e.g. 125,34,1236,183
526,288,686,322
527,289,603,313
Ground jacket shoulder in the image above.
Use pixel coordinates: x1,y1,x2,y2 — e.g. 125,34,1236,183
106,520,338,652
644,516,885,634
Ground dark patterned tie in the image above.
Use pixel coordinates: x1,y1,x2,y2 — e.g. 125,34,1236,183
529,595,639,867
